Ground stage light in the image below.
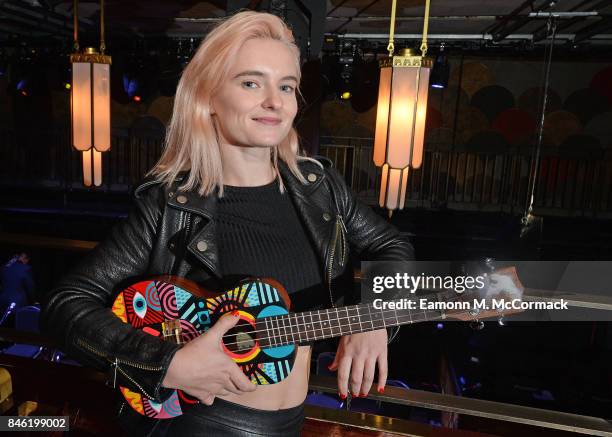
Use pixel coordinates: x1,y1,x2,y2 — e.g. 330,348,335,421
323,35,337,53
16,79,29,96
123,74,139,99
133,95,141,102
374,0,432,213
338,54,354,100
430,44,450,89
64,82,71,90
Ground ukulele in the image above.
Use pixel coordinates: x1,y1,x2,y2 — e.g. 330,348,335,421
111,270,523,419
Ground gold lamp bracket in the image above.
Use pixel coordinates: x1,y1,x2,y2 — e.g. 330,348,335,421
72,0,108,57
382,0,432,68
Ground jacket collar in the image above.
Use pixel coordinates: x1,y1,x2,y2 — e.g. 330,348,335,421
166,159,333,278
166,160,328,218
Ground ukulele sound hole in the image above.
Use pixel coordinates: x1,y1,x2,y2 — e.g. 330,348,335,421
224,320,256,353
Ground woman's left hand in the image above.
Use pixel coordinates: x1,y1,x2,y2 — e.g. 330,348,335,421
328,329,387,398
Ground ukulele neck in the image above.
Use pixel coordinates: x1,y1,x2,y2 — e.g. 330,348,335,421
257,289,463,348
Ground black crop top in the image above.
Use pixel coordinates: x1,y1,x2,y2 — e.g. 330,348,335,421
216,180,327,345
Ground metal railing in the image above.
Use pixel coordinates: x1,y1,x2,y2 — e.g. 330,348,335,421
308,375,612,436
2,129,611,217
0,328,610,436
0,128,163,190
319,136,612,217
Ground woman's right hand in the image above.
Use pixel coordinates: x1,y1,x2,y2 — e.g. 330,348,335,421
162,311,256,405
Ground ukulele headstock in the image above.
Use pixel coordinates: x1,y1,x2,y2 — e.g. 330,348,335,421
448,265,525,325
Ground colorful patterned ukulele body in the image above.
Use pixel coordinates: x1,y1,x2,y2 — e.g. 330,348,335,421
111,276,296,419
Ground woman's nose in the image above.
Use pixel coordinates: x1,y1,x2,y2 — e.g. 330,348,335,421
262,88,282,110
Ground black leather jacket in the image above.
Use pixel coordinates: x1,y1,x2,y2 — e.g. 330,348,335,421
41,158,414,409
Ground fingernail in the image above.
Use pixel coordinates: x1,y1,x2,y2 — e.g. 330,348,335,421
339,392,347,400
231,310,240,317
327,364,334,370
351,392,358,398
377,387,385,394
360,393,367,398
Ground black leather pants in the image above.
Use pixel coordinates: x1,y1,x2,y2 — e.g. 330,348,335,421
118,398,305,437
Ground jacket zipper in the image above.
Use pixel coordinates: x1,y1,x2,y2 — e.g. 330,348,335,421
326,214,347,307
180,212,192,260
184,213,192,243
337,215,347,267
171,212,191,274
75,337,163,399
116,366,156,400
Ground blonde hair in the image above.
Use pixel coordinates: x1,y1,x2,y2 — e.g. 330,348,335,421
148,10,319,196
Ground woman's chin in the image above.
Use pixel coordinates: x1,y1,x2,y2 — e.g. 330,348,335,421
250,137,285,148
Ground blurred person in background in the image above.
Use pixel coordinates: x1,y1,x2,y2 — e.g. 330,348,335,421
0,252,36,317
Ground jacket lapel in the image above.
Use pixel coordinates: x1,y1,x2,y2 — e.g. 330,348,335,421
278,161,337,274
167,186,221,278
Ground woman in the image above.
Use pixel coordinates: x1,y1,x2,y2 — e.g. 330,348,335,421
42,10,413,437
1,252,35,313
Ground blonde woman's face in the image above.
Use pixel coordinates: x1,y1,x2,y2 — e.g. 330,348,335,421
211,38,299,149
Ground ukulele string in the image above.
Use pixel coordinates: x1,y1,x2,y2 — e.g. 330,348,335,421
223,303,496,352
218,292,489,350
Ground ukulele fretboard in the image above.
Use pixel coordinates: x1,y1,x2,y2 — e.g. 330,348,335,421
256,293,458,348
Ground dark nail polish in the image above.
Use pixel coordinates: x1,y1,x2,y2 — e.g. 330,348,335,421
360,393,367,398
377,387,385,394
339,393,347,400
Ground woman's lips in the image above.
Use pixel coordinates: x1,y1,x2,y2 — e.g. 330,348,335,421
253,117,281,126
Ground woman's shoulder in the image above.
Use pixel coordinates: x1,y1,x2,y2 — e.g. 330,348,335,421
293,155,330,168
294,155,334,178
301,156,346,186
133,171,188,200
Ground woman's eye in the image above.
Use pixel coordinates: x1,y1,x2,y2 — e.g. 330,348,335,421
242,81,258,89
281,85,295,93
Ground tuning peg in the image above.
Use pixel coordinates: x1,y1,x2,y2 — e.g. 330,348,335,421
482,257,496,273
470,320,485,330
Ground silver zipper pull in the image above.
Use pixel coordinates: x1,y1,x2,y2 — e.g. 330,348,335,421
337,215,347,233
336,215,347,267
112,357,118,389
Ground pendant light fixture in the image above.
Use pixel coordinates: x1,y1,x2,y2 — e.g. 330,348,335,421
70,0,111,187
374,0,432,212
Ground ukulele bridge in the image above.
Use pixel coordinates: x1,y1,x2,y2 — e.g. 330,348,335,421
162,319,183,344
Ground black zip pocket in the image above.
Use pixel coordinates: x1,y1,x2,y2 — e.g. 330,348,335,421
74,337,164,400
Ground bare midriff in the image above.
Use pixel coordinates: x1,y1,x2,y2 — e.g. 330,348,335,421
218,346,312,410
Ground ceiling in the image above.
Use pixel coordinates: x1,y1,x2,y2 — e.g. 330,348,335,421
1,0,611,49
